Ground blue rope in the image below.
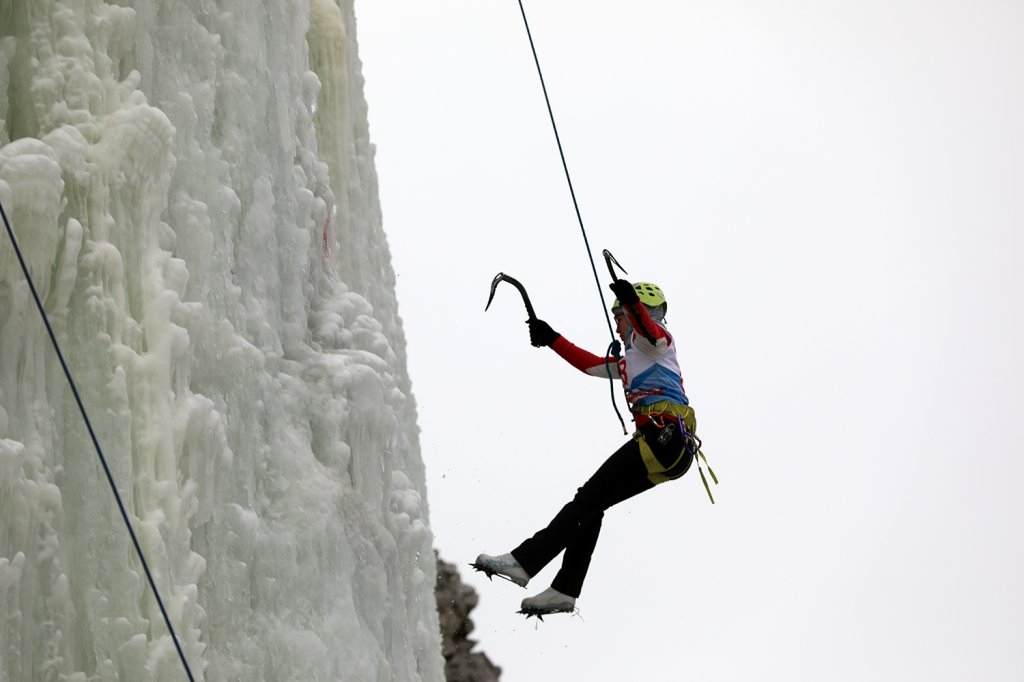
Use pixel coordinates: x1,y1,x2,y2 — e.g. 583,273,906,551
0,199,197,682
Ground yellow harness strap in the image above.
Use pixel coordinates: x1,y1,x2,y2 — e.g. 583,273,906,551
635,433,676,485
695,449,719,504
634,400,692,420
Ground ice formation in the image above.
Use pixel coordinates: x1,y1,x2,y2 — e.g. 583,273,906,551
0,1,442,680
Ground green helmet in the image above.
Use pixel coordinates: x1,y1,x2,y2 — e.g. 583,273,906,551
613,281,667,311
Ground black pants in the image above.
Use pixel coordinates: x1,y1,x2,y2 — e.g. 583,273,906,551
512,422,692,598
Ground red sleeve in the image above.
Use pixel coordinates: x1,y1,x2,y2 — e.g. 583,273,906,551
622,300,671,346
550,336,617,377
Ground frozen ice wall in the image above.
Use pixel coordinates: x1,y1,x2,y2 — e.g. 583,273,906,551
0,1,443,680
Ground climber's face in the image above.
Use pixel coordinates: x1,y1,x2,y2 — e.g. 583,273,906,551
614,312,630,344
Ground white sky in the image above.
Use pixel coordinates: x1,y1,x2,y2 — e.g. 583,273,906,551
354,1,1024,680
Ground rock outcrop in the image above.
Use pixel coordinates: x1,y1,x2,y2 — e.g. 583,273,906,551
435,554,502,682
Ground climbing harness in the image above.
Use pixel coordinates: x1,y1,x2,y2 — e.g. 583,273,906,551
632,402,717,502
0,199,197,682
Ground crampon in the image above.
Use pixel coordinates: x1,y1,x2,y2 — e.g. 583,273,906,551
516,604,578,621
469,561,528,587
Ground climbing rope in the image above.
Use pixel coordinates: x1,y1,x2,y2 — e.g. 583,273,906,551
0,199,197,682
515,0,615,339
515,0,629,432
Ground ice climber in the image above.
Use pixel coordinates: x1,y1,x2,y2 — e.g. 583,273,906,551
475,278,705,618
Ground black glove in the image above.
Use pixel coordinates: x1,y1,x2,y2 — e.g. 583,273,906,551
528,318,559,347
609,279,639,305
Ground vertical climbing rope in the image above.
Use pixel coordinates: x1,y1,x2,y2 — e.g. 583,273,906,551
515,0,616,340
0,199,197,682
515,0,628,432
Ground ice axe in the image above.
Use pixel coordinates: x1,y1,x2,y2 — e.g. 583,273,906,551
602,249,628,283
485,272,537,321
